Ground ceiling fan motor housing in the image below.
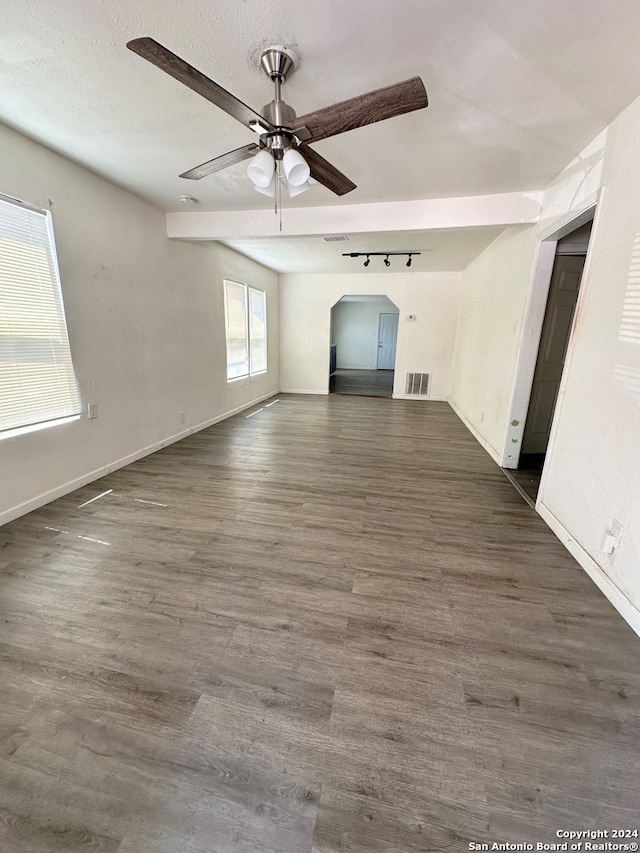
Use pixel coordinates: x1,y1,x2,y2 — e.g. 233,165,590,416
260,45,300,81
261,98,297,129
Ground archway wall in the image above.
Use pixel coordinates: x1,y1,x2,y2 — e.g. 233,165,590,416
279,271,461,398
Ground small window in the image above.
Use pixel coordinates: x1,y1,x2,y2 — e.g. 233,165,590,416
0,194,81,436
223,280,267,380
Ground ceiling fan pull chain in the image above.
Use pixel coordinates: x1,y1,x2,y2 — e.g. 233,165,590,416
278,160,283,231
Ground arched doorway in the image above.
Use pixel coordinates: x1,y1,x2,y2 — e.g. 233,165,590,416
329,295,399,397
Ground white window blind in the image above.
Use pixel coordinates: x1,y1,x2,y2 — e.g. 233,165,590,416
0,195,81,434
224,280,250,379
249,286,267,374
223,280,267,380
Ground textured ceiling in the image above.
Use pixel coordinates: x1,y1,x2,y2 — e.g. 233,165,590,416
220,227,506,274
2,0,640,216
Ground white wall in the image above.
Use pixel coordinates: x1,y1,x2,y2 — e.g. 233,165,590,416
534,97,640,631
446,97,640,634
279,272,461,398
448,226,538,462
331,298,398,369
0,123,279,525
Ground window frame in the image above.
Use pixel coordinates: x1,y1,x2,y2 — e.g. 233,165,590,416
223,279,267,381
0,192,82,439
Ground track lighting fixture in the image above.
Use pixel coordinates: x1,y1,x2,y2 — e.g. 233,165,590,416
342,251,421,267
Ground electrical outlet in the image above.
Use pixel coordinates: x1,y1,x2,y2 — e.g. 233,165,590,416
87,403,98,419
179,411,186,424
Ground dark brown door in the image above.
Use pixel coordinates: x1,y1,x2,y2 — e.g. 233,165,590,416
521,254,585,454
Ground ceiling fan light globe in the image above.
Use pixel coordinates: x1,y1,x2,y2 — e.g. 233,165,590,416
283,149,310,187
247,150,275,188
286,180,310,198
254,181,276,198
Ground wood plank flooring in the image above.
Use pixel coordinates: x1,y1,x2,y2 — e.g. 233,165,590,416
1,394,639,852
329,368,394,397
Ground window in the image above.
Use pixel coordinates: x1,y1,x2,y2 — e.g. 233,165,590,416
0,194,81,436
223,280,267,380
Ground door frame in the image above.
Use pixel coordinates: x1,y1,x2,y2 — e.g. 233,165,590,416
501,191,603,476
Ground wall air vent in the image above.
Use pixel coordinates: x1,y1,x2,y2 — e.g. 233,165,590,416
323,235,349,242
405,372,431,396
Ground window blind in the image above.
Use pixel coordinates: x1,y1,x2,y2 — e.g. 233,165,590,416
0,195,81,434
224,280,249,379
249,286,267,374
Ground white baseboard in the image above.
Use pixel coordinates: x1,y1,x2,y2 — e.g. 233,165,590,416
393,394,448,401
279,388,328,395
447,399,502,466
0,390,278,528
538,501,640,639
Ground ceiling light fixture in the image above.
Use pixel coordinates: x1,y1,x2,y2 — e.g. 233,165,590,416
342,251,421,267
283,148,310,186
247,149,276,188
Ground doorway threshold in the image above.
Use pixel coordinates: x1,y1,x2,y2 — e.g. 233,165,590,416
501,468,536,509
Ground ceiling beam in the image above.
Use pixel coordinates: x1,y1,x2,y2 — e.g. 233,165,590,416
166,192,543,241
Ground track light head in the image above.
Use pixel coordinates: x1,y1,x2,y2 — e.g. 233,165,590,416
406,255,412,267
363,255,370,267
384,255,391,267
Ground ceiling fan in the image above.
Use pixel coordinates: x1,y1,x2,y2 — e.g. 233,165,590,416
127,38,429,198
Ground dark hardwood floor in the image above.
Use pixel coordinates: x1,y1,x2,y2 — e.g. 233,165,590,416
329,368,394,397
1,394,639,852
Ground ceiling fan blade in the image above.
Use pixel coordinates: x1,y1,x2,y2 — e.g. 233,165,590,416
179,144,260,180
300,145,356,196
127,37,274,131
296,77,428,143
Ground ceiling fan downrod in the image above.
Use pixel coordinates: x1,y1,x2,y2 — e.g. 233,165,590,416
259,46,301,157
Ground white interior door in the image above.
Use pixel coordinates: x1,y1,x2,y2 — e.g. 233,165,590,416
377,313,399,370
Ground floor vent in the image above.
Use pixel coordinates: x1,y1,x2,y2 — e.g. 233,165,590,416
405,372,431,396
323,235,349,242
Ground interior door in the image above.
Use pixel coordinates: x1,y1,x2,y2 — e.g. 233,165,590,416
521,255,585,454
377,313,399,370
